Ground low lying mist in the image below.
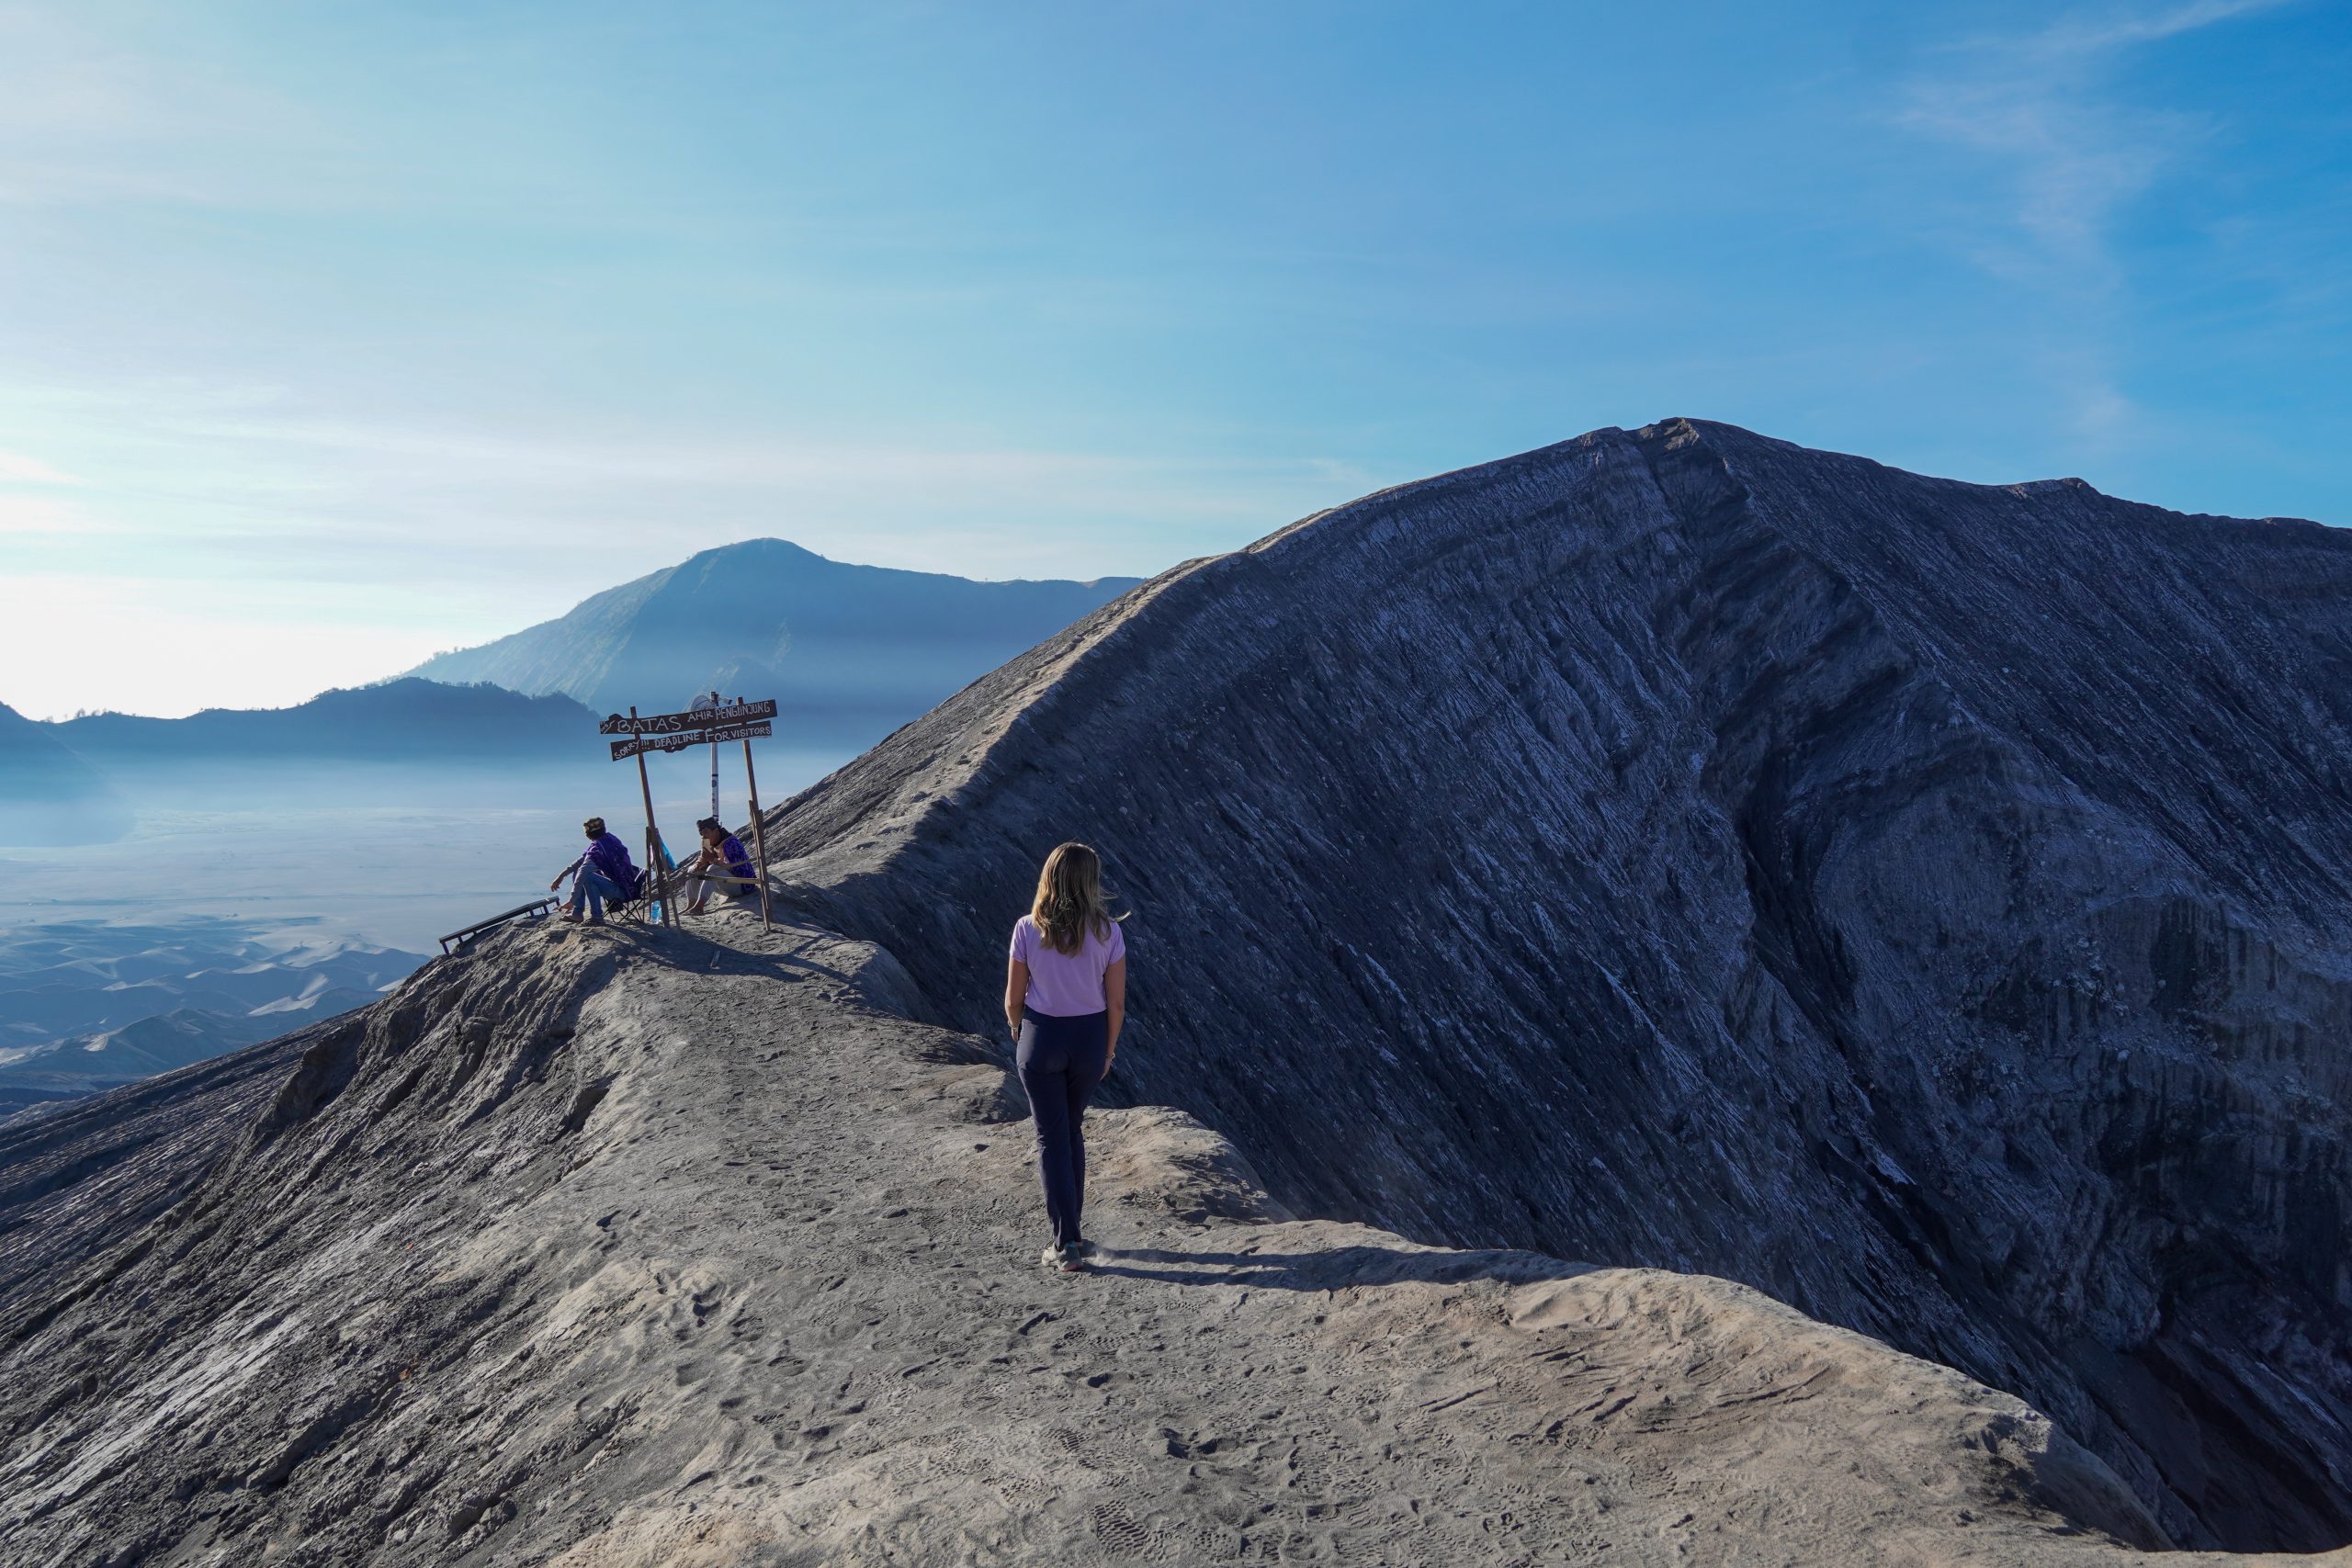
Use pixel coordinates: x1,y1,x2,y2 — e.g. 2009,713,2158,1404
0,750,848,953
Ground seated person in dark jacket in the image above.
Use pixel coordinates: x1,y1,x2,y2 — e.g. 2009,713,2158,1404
683,816,756,915
552,817,640,924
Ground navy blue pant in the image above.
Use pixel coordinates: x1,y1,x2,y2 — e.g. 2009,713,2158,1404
569,867,622,919
1017,1007,1110,1251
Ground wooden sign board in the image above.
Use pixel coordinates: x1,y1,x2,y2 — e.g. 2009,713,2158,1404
600,699,777,737
609,720,772,761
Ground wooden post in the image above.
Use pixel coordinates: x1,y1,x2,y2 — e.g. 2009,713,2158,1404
740,699,774,929
630,705,673,928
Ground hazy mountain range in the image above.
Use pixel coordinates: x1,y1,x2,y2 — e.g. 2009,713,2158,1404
3,544,1141,846
0,682,597,846
51,679,596,768
402,537,1143,742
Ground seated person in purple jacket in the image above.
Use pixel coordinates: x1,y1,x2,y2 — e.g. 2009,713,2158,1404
683,817,756,916
551,817,640,924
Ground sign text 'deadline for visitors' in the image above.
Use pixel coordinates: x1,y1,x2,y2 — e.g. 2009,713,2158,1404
608,721,773,761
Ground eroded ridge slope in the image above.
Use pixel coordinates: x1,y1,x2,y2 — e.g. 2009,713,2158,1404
6,914,2335,1565
762,419,2352,1551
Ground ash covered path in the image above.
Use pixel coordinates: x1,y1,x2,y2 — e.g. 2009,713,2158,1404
1,911,2337,1565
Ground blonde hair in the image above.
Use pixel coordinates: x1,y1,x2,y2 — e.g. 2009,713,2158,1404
1030,841,1119,956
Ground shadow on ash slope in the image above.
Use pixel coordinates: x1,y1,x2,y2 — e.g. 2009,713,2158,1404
765,419,2352,1555
2,912,2337,1567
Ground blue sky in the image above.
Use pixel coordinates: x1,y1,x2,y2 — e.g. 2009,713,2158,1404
1,0,2345,716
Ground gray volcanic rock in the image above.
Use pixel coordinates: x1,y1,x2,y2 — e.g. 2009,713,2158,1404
3,913,2319,1565
762,419,2352,1551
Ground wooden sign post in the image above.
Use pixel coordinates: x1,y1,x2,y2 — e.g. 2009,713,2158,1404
737,698,774,929
627,706,675,928
601,698,780,930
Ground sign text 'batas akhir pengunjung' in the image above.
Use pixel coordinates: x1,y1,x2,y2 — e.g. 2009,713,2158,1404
599,699,778,737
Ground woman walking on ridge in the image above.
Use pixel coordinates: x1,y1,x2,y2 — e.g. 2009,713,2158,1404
1005,841,1126,1274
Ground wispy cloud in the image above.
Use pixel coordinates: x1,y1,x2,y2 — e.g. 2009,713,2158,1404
0,6,331,209
173,415,1374,526
0,442,101,536
0,493,85,535
2033,0,2288,53
1894,0,2294,447
0,446,80,485
0,372,1373,600
1899,0,2289,287
0,370,1379,714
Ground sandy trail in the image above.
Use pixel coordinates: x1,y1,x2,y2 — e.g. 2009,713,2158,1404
2,908,2340,1566
393,913,2256,1567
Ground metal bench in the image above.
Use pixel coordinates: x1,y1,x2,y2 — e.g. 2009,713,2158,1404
437,897,560,955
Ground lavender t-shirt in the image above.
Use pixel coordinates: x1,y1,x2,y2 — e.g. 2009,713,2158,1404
1011,914,1126,1017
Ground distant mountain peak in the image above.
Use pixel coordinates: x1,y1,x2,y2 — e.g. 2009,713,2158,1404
402,541,1145,745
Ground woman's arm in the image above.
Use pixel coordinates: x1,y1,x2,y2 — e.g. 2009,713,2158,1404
1103,957,1125,1069
1004,957,1029,1040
